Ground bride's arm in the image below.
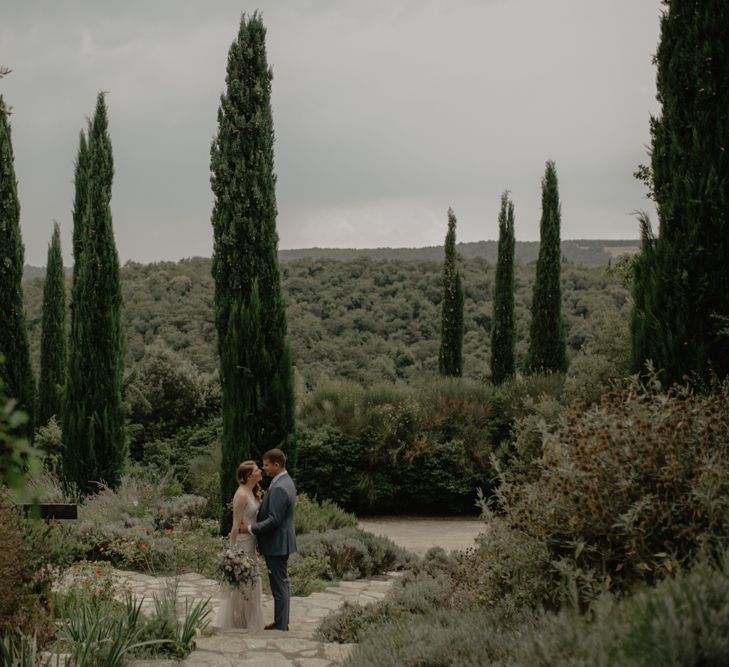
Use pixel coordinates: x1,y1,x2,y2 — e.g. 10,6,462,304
229,493,248,547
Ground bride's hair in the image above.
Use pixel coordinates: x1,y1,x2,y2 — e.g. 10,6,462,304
236,460,262,500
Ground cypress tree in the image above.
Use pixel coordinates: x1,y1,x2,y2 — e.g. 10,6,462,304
62,94,125,493
211,14,295,532
438,208,464,377
0,96,35,438
38,222,66,427
71,130,88,290
629,212,657,374
526,161,567,374
491,191,516,385
630,0,729,384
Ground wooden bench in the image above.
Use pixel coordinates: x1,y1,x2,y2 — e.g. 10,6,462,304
22,503,78,520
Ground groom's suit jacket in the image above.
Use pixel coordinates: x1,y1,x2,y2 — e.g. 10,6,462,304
250,472,297,557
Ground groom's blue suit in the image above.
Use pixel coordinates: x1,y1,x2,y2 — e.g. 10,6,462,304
250,471,297,630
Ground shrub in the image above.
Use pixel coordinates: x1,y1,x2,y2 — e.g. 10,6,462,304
127,342,218,448
317,547,460,644
0,631,44,667
511,550,729,666
457,506,554,614
494,371,566,422
33,417,63,476
503,393,563,481
0,502,66,642
0,503,34,628
600,553,729,666
295,493,358,535
342,605,535,667
294,426,366,509
52,559,120,618
134,579,212,658
53,580,211,664
288,554,332,597
70,475,218,575
342,549,729,666
297,527,413,581
296,379,505,514
496,373,729,598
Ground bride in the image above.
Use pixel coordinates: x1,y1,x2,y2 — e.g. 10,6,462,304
215,460,264,630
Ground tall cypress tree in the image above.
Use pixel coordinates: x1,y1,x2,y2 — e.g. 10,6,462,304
38,222,66,427
0,96,35,438
630,0,729,384
629,212,657,374
491,191,516,385
211,14,295,532
62,94,125,493
438,208,464,377
526,161,567,374
71,130,88,292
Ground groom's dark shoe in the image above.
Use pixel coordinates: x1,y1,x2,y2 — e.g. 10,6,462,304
264,623,289,631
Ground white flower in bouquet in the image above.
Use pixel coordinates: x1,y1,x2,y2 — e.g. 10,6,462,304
216,544,259,591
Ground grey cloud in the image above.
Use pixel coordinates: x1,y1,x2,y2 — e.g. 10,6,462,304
1,0,661,265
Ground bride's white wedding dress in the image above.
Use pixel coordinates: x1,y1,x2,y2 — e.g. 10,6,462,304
215,490,264,630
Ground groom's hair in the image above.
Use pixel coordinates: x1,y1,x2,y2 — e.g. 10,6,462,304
263,448,287,468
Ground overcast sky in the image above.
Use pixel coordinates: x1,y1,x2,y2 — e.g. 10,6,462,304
2,0,662,265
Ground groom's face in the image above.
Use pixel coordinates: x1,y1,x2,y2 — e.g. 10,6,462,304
262,458,281,478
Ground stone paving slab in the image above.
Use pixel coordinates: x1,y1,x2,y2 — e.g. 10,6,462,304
124,570,393,667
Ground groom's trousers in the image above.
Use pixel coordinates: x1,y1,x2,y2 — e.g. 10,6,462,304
265,555,290,630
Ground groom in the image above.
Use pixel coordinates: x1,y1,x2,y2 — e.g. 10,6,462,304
241,447,296,631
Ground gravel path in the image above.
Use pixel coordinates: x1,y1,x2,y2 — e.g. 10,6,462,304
358,515,484,556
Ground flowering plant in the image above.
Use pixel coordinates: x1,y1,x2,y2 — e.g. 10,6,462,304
216,545,259,589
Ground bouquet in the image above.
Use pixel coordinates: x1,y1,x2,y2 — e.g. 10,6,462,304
217,545,260,589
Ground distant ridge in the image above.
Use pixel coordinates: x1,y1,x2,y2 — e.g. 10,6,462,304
23,239,638,281
277,239,639,266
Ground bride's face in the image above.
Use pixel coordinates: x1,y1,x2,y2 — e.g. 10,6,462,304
251,466,263,484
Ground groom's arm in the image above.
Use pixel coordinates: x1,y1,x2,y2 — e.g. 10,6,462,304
250,487,289,535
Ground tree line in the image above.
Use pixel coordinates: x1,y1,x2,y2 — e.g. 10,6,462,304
21,254,630,385
438,159,567,383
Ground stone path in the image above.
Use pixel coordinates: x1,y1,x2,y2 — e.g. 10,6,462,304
124,571,395,667
119,517,484,666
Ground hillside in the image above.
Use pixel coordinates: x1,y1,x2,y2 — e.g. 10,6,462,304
22,252,631,387
21,239,638,284
279,239,639,266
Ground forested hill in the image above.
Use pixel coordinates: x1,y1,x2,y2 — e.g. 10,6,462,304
279,239,638,266
22,253,630,388
22,239,638,283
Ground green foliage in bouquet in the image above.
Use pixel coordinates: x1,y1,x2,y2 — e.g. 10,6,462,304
216,544,259,589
